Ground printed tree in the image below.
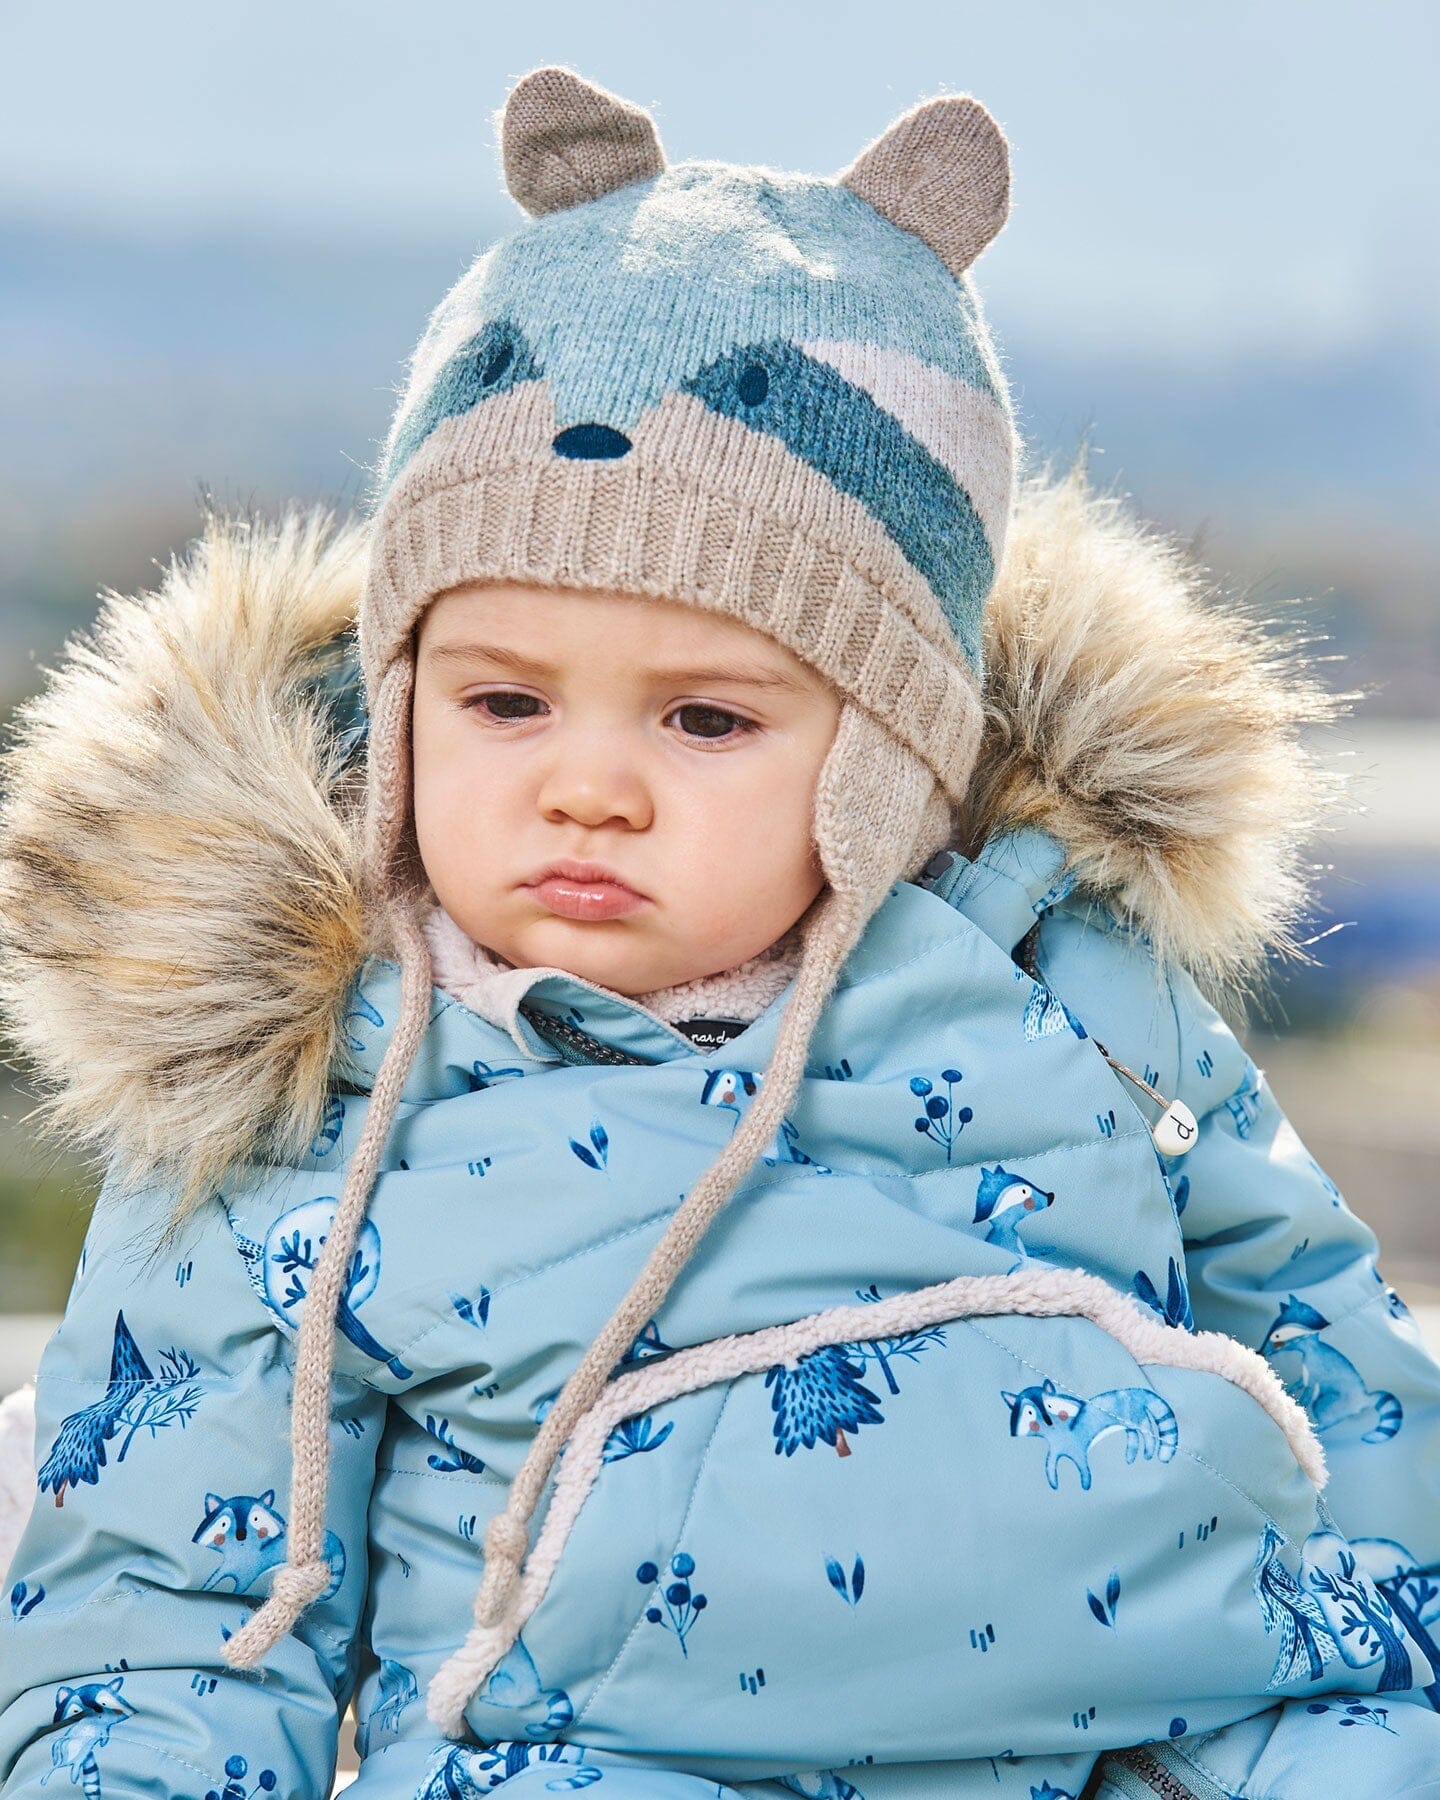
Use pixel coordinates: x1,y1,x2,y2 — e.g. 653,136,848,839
852,1283,945,1395
765,1343,885,1457
1356,1538,1440,1712
1253,1521,1337,1685
1308,1546,1413,1692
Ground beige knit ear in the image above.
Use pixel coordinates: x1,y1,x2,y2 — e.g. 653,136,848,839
813,703,941,912
835,92,1010,277
498,65,668,219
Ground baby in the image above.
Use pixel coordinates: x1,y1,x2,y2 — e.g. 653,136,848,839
2,62,1440,1800
410,577,841,1014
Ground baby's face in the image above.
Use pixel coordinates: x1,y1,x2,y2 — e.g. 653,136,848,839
411,582,842,996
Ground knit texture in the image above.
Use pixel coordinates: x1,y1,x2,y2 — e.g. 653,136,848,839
222,62,1015,1704
422,900,806,1045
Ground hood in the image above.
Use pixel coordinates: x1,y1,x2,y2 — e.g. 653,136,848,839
0,457,1349,1216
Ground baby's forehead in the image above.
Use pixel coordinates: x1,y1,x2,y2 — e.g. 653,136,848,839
426,579,796,650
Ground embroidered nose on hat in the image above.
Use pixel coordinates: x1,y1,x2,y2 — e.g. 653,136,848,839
221,65,1019,1733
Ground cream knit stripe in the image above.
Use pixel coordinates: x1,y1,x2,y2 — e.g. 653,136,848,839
222,668,435,1670
424,1264,1328,1732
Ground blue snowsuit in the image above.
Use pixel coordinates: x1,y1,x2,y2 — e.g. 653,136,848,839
3,816,1440,1800
2,486,1440,1800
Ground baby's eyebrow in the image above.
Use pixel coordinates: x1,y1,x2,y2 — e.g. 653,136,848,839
424,641,812,696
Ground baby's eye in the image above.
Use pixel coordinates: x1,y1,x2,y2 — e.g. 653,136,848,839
668,703,757,743
465,690,545,722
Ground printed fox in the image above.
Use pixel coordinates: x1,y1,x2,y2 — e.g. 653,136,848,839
973,1164,1055,1258
1002,1377,1179,1491
41,1679,135,1800
699,1068,830,1170
1259,1296,1403,1443
192,1491,345,1600
469,1633,574,1740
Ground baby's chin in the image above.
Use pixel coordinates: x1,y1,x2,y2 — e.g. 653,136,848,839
493,921,768,997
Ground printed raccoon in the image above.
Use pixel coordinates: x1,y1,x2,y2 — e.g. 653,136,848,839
191,1491,345,1600
44,1678,136,1800
1259,1296,1404,1444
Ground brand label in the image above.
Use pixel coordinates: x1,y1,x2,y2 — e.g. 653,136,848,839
673,1018,750,1051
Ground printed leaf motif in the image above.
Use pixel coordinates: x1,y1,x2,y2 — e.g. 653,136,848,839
9,1581,44,1620
451,1287,491,1329
823,1552,866,1607
569,1118,610,1172
602,1413,674,1461
1086,1567,1120,1628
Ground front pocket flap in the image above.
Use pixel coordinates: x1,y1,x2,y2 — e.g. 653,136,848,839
432,1265,1325,1740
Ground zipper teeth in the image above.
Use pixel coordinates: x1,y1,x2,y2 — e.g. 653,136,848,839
1114,1747,1204,1799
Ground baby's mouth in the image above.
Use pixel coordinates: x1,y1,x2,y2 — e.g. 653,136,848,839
524,873,651,922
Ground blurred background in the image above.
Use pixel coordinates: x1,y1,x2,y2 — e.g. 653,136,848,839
1,1,1437,1369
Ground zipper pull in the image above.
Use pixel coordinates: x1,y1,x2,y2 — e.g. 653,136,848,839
1092,1037,1198,1158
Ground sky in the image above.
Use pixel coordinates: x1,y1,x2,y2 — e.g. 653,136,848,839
3,0,1437,359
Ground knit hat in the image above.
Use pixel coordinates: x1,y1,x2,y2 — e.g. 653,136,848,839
222,65,1018,1724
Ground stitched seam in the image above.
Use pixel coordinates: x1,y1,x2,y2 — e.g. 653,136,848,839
388,1124,1158,1366
391,1205,682,1362
965,1316,1315,1520
948,856,1037,923
569,1382,737,1729
374,1464,509,1489
59,1732,241,1789
1308,1282,1400,1340
0,1582,352,1651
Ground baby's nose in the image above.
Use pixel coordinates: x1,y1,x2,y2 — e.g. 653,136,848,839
553,424,632,459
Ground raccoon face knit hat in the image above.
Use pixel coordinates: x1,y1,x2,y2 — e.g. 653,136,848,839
222,64,1018,1719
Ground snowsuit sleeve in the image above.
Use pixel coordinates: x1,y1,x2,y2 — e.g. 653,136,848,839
1159,957,1440,1592
1035,899,1440,1659
0,1175,386,1800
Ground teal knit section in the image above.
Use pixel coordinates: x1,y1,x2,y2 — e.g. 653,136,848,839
681,338,992,666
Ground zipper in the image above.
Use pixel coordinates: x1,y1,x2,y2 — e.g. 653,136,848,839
1101,1743,1229,1800
1089,1035,1198,1160
1012,921,1197,1160
517,1004,658,1068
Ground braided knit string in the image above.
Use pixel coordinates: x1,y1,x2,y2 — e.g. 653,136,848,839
426,706,939,1732
425,878,864,1729
223,662,433,1670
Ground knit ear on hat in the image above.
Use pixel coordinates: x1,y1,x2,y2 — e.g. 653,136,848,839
834,92,1010,278
812,702,944,914
498,65,668,219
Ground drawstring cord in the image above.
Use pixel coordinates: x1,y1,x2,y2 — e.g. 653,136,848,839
222,662,432,1671
425,878,870,1732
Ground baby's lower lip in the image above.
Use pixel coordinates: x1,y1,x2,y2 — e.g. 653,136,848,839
526,878,649,921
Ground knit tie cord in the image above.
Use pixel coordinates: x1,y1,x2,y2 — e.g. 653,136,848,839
220,699,940,1726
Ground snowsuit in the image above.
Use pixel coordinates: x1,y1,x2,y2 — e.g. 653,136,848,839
2,489,1440,1800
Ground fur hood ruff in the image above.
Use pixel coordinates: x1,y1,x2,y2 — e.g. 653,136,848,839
0,459,1350,1218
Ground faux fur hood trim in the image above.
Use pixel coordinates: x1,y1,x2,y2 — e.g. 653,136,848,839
0,460,1350,1211
958,455,1352,998
0,510,378,1219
